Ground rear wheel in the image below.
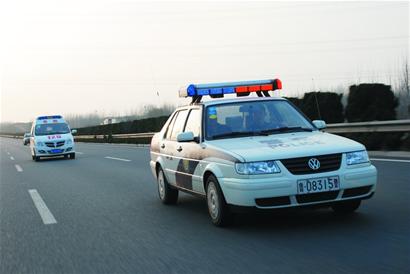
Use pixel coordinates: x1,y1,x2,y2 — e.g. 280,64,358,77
157,167,178,204
332,200,361,214
206,175,232,227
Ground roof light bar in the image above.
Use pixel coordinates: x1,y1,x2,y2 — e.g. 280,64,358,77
37,115,63,120
179,79,282,98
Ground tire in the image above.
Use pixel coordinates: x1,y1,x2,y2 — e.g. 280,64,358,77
64,154,69,159
157,167,178,204
206,175,233,227
70,153,75,159
32,155,36,161
332,200,361,214
35,156,40,162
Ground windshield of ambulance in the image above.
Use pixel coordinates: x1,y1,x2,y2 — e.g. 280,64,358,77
35,123,70,136
205,100,315,140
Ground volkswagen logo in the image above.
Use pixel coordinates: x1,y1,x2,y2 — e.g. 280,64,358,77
308,158,321,170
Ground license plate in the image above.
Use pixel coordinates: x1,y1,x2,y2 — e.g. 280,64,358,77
297,176,340,194
50,149,63,154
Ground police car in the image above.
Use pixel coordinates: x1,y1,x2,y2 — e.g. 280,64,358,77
150,79,377,226
30,115,76,161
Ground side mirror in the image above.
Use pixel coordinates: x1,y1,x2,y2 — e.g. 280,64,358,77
177,131,195,142
71,129,78,135
312,120,326,129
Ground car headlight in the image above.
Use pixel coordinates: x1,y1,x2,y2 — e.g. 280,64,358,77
235,161,281,175
66,139,73,145
346,150,369,165
36,141,44,147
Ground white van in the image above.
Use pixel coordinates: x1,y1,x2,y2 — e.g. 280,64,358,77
30,115,76,161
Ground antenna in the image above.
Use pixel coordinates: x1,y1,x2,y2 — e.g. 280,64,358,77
311,78,322,120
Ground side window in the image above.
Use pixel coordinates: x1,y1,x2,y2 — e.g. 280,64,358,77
170,110,189,141
184,109,201,137
165,112,179,140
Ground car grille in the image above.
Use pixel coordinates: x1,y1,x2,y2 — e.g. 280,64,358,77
296,190,339,204
255,196,291,207
45,141,65,148
56,141,65,147
280,153,342,175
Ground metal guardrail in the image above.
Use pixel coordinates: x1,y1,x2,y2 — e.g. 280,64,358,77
325,119,410,133
1,120,409,140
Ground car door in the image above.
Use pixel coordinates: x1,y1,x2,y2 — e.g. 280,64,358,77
162,109,189,186
173,107,205,193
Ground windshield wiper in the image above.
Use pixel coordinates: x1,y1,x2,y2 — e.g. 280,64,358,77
260,126,313,135
211,131,269,139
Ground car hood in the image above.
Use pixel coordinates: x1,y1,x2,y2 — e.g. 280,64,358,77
206,131,365,162
34,133,73,142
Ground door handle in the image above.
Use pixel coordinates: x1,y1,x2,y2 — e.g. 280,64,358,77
161,144,165,149
176,146,183,152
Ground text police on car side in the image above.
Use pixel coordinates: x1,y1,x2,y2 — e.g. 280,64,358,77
149,79,377,226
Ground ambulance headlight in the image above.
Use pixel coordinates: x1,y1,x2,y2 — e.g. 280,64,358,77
235,161,281,175
346,150,369,165
36,141,44,147
66,139,73,145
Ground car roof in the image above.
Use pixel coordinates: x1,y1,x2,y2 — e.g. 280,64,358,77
177,96,288,110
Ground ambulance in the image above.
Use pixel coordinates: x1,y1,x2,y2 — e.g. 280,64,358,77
149,79,377,226
30,115,76,161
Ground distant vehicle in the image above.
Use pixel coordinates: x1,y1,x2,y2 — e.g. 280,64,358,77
30,115,77,161
23,133,31,145
149,78,377,226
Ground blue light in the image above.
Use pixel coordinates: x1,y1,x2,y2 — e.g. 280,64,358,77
223,87,235,94
197,89,210,96
210,88,223,95
187,85,196,96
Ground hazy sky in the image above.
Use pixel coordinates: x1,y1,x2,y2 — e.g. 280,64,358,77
0,0,409,122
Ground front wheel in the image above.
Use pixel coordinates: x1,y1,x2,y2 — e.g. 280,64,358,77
206,175,232,227
332,200,361,214
157,168,178,204
69,153,75,159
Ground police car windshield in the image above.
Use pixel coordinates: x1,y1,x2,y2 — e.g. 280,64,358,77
205,100,315,140
35,123,70,136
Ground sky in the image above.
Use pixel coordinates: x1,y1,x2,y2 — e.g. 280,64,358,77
0,0,409,123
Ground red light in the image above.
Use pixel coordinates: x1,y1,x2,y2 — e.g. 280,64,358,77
235,86,248,93
261,84,273,91
275,79,282,90
248,85,261,92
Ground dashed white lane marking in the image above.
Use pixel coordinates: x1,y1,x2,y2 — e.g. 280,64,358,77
15,164,23,172
7,152,10,155
104,156,131,162
371,158,410,163
10,156,15,160
28,189,57,225
76,152,84,154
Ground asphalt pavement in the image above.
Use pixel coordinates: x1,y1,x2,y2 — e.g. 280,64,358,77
1,137,409,274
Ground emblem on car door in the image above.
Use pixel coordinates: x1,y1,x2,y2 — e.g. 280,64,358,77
308,158,320,170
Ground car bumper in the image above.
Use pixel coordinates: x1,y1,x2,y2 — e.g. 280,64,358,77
218,164,377,208
33,146,75,157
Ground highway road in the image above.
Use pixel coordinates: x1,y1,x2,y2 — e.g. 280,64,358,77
1,137,409,274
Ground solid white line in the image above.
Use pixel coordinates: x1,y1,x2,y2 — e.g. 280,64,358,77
10,156,15,160
371,158,410,163
15,164,23,172
104,156,131,162
28,189,57,225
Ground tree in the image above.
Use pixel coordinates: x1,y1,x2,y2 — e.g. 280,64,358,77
345,84,398,122
301,92,344,123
